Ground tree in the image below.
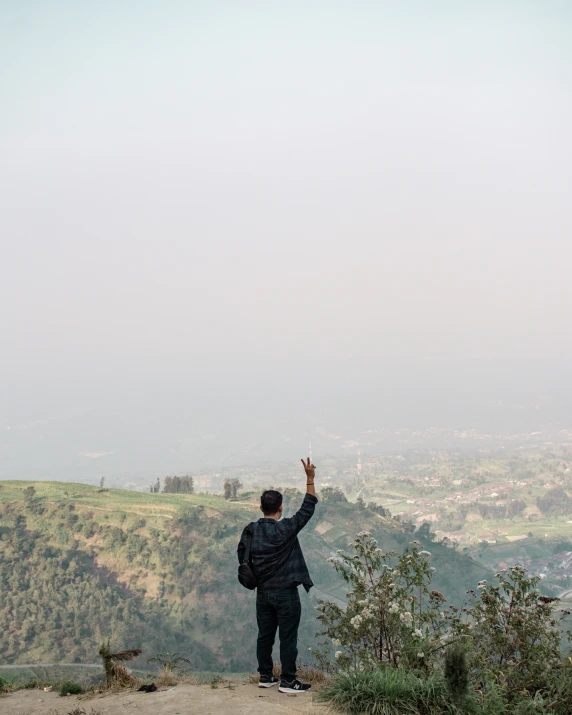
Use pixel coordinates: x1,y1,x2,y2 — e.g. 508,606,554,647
230,479,242,499
537,486,571,515
100,477,105,488
507,499,526,518
223,479,232,500
416,522,434,540
24,486,36,501
163,475,194,494
320,487,347,503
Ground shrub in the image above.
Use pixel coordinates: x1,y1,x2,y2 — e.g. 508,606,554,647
314,533,463,671
58,680,83,696
147,651,192,672
465,567,569,700
316,531,572,714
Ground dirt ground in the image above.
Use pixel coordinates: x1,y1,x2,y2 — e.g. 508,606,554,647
1,682,332,715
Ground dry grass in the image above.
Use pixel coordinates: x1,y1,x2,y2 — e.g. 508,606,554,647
77,666,201,701
110,664,139,688
297,666,331,687
153,667,200,688
249,663,330,688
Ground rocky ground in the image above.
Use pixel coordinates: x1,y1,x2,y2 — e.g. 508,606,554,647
2,682,331,714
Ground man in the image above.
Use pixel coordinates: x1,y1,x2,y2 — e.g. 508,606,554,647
237,457,318,694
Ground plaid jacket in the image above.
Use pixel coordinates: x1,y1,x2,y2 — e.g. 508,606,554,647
237,493,318,592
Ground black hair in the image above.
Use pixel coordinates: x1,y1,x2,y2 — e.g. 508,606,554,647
261,489,283,516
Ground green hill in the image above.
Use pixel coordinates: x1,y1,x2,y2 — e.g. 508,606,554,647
0,481,489,671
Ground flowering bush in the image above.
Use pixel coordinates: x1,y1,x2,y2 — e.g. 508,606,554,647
464,566,571,701
314,533,462,671
316,532,572,713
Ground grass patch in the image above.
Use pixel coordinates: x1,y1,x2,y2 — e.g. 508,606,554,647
318,667,461,715
58,680,84,696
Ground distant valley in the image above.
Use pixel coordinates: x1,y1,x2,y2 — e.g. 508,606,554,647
0,480,489,671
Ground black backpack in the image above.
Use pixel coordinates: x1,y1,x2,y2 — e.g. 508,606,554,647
238,524,258,590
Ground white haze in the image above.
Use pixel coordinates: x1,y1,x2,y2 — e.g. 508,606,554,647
1,1,571,480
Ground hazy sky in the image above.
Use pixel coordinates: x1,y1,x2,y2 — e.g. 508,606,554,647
2,0,571,413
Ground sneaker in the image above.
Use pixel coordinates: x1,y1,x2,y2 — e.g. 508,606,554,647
258,675,279,688
278,679,312,694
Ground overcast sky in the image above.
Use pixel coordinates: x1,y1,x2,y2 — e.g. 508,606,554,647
1,0,571,424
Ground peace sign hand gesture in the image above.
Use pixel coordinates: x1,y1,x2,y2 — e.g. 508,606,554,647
301,457,316,497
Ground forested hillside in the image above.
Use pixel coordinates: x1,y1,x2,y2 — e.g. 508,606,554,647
0,481,490,671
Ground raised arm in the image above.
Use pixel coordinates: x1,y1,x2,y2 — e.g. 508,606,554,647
280,458,318,534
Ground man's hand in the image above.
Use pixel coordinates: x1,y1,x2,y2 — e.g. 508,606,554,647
301,457,316,497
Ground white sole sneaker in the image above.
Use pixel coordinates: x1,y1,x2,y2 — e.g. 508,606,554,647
278,685,310,694
258,681,278,688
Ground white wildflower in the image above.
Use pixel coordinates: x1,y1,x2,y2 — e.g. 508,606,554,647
357,531,371,538
417,652,425,659
335,650,343,659
332,638,341,647
400,611,413,624
477,584,487,590
414,629,423,638
388,603,400,614
350,615,363,629
430,567,436,573
419,551,431,557
336,549,344,555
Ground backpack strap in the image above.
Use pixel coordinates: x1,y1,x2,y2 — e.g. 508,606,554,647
243,522,255,563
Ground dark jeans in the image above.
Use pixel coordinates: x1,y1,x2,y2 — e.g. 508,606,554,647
256,586,301,681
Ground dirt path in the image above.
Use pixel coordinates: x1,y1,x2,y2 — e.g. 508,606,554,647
2,682,332,715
